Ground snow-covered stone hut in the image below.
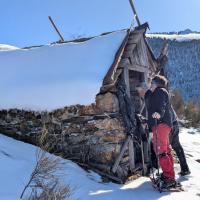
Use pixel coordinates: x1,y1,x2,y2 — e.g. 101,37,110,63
0,23,166,182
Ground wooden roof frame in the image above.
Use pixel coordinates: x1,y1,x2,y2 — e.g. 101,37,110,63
100,23,159,94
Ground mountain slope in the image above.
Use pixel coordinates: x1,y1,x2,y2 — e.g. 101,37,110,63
147,33,200,101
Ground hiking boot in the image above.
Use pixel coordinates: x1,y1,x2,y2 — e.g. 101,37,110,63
156,174,177,189
179,169,191,176
160,178,177,189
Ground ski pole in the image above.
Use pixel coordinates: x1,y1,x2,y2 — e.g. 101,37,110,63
148,133,155,180
155,118,160,176
140,140,146,175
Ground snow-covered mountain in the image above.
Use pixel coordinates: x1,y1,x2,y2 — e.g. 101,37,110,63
149,29,200,35
147,31,200,101
1,127,200,199
0,44,19,51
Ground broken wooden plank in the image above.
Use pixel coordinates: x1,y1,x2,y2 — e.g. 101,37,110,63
112,135,131,173
48,16,65,42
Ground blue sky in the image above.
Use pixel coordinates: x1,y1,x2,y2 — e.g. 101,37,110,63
0,0,200,47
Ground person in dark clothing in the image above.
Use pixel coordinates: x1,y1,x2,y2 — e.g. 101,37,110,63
137,78,190,177
137,75,176,188
170,107,190,176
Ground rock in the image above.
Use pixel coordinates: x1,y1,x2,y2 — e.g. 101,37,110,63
97,130,125,143
67,134,87,145
94,118,124,131
78,104,97,115
96,92,119,113
90,144,121,164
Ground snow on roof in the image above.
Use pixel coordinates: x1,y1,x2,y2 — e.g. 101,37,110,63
0,31,127,111
146,33,200,42
0,44,19,51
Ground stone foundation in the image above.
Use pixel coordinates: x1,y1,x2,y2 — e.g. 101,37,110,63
0,98,127,175
0,92,147,182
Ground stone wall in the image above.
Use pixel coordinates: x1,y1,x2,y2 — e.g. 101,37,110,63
0,92,132,180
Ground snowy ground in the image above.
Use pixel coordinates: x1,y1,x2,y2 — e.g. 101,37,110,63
0,127,200,200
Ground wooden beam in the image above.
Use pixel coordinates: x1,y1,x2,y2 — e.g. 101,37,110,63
129,139,135,171
122,50,134,58
129,63,149,73
128,0,141,26
91,167,123,184
48,16,65,42
156,40,169,75
128,37,141,45
125,43,137,52
159,40,169,58
116,166,126,180
118,58,130,69
123,65,131,98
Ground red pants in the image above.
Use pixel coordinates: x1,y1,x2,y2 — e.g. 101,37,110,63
152,123,175,179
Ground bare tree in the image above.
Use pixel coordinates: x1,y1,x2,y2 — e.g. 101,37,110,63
20,125,72,200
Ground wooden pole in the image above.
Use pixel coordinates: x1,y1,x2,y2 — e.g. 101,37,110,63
112,135,131,173
140,140,147,175
129,139,135,171
157,40,169,75
128,0,141,26
123,65,131,98
159,40,169,57
48,16,65,42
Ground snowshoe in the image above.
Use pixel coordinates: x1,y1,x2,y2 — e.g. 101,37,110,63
150,176,185,193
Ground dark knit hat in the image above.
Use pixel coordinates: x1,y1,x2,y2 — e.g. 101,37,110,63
152,75,168,87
